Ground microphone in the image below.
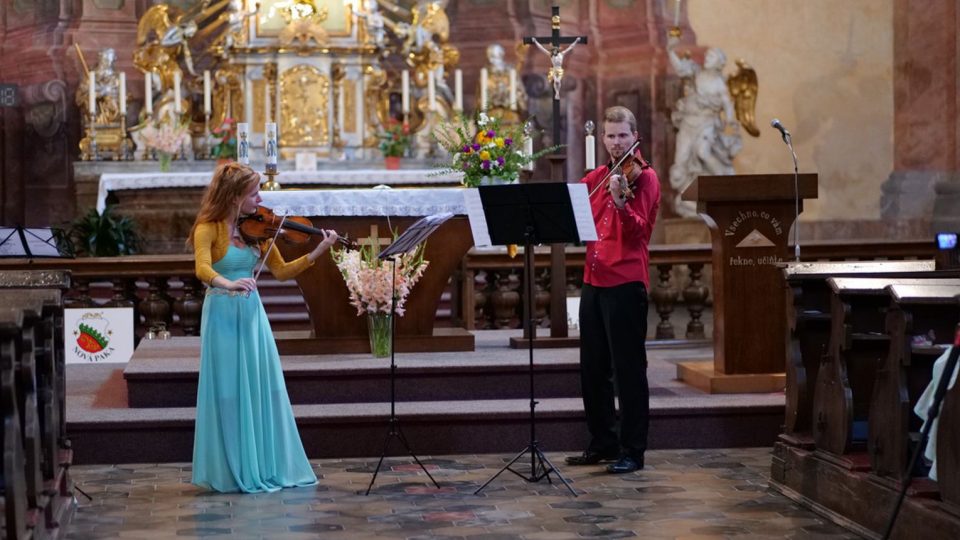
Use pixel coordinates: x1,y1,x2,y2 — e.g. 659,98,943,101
771,118,790,143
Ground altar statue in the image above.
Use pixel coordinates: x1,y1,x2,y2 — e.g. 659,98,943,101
666,33,744,218
530,36,580,100
379,0,458,106
481,43,528,121
75,48,121,125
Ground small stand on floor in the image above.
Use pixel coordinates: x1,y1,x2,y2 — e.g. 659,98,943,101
364,212,454,496
464,183,596,497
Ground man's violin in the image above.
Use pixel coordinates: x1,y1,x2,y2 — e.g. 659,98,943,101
239,206,357,249
588,139,649,200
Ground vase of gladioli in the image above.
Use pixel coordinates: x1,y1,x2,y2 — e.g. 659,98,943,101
141,117,191,172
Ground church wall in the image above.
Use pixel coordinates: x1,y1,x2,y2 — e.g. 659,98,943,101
685,0,895,222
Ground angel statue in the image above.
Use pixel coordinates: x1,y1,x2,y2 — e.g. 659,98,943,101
666,33,758,218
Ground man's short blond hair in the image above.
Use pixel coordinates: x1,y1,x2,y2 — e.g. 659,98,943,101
603,106,637,132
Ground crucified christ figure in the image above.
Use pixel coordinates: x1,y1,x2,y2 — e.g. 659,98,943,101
531,36,581,99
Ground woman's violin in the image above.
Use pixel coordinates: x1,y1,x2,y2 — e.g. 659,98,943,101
239,206,357,249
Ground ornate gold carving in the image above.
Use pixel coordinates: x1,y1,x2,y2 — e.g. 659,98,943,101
364,64,388,147
279,64,329,147
344,79,357,133
727,59,760,137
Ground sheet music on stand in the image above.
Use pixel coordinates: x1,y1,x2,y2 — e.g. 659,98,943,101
379,212,455,260
0,227,68,258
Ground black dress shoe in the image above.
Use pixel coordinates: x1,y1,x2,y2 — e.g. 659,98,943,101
565,449,619,466
606,455,643,474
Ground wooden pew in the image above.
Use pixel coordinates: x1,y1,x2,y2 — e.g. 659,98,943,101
782,260,937,446
1,307,29,540
936,327,960,510
869,283,960,483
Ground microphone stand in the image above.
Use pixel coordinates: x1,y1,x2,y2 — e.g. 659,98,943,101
778,130,801,261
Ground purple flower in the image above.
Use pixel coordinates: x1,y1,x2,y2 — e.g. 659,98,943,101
486,130,496,138
504,138,513,146
462,144,471,153
472,143,481,151
497,156,505,166
462,162,470,170
481,160,491,170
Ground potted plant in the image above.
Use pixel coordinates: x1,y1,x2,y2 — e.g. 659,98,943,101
378,119,411,169
60,205,142,257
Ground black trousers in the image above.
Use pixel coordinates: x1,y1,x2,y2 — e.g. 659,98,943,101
578,281,649,458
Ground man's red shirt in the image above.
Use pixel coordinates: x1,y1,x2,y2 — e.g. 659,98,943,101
580,161,661,288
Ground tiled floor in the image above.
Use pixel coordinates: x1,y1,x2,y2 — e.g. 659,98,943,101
66,447,861,540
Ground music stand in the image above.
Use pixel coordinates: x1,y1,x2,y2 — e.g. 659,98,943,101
364,212,453,495
467,183,595,497
0,227,69,258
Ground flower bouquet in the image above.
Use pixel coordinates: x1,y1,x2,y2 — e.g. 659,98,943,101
379,119,412,158
210,117,237,161
331,231,429,357
140,117,191,171
433,112,559,187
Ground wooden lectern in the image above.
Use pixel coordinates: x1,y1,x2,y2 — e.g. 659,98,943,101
677,174,818,393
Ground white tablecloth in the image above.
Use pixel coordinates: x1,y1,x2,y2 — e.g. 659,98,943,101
96,169,463,214
259,188,467,216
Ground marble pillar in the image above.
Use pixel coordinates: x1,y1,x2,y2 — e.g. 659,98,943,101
882,0,960,233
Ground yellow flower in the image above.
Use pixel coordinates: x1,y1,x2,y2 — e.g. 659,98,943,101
479,150,491,160
475,132,486,144
495,137,505,148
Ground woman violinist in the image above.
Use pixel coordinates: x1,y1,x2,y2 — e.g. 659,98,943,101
186,162,338,493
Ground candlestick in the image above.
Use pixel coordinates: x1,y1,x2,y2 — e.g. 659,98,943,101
88,72,96,116
119,72,127,116
585,120,596,170
479,68,488,111
673,0,682,27
237,122,250,165
173,71,182,113
454,69,463,111
509,68,517,110
144,73,153,115
265,121,278,173
203,70,211,115
427,70,436,111
522,120,535,171
401,70,410,113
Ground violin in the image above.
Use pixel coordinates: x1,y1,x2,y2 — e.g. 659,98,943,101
588,139,649,200
238,206,357,249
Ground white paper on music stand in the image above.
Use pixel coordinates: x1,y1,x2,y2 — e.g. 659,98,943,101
462,188,492,247
568,184,598,242
0,228,63,257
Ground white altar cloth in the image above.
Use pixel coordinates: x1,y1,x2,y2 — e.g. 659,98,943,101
96,169,462,214
259,188,468,217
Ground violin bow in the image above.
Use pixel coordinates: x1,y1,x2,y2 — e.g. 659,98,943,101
587,139,643,198
254,214,287,281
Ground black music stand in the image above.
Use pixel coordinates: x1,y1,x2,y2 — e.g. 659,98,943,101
469,183,590,497
364,212,453,495
0,227,69,258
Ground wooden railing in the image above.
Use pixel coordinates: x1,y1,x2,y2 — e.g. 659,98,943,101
0,239,938,343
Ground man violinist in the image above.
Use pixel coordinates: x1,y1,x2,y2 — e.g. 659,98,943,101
566,106,661,474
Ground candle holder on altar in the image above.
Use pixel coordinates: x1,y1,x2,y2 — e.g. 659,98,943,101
116,115,133,161
81,112,100,161
262,167,282,191
195,112,213,160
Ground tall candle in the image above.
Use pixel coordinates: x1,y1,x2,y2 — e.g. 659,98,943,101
265,122,278,171
508,68,517,110
144,72,153,115
263,78,270,124
237,122,250,165
203,70,211,115
585,133,596,169
401,70,410,113
673,0,682,26
427,70,436,111
479,68,488,111
522,137,534,171
454,69,463,111
88,72,96,115
118,72,127,116
173,71,182,113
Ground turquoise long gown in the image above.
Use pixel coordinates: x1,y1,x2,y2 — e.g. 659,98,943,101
192,244,317,493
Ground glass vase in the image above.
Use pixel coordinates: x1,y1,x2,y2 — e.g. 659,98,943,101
158,151,172,172
367,312,392,358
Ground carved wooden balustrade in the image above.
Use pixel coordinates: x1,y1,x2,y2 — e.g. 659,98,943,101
0,239,938,343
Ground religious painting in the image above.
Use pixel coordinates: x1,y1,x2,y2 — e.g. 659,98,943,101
279,64,330,147
254,0,353,38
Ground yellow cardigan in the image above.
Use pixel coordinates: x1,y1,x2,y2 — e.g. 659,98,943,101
192,220,314,285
